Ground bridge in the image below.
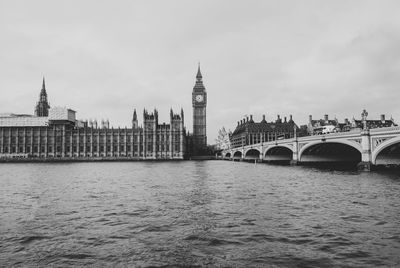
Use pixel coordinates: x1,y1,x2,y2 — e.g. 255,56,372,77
220,126,400,171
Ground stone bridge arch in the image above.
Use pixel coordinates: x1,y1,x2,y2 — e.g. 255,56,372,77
372,136,400,165
263,145,293,161
244,148,261,159
233,151,242,159
298,140,362,162
224,152,232,158
263,144,293,156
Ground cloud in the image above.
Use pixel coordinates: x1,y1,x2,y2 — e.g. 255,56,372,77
1,0,400,141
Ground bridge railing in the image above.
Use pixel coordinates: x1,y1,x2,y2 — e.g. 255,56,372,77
226,126,400,151
370,126,400,133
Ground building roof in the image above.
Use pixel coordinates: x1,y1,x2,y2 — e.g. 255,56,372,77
193,64,206,92
232,120,298,136
353,119,397,129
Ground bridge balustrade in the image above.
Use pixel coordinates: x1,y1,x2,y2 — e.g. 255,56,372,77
222,126,400,170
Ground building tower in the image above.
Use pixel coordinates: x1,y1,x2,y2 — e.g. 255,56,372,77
132,109,138,128
34,77,50,117
192,63,207,150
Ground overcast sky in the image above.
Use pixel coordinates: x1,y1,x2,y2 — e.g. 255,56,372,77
1,0,400,142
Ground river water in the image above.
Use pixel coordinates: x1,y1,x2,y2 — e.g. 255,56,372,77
0,161,399,267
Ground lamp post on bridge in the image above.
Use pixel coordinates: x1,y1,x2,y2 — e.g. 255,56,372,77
358,109,372,171
362,109,368,131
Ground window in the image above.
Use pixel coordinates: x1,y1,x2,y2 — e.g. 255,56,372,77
120,145,124,151
57,146,61,153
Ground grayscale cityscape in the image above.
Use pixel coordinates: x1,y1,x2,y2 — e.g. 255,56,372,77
0,1,399,267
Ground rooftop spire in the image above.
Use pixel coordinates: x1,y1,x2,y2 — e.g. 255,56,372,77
196,62,202,80
41,76,47,95
35,77,50,117
193,63,205,92
133,109,137,121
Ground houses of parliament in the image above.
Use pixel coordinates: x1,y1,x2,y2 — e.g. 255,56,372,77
0,66,208,160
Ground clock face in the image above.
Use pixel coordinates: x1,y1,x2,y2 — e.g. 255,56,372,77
195,95,203,102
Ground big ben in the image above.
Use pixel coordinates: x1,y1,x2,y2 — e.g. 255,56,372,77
192,64,207,150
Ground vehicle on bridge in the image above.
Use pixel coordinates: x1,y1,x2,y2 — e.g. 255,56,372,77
313,125,337,135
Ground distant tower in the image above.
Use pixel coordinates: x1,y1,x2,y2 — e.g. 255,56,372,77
192,63,207,149
34,77,50,117
132,109,138,128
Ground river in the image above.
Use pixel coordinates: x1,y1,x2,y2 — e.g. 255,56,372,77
0,161,399,267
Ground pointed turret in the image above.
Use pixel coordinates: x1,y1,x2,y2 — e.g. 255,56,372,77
132,109,138,129
133,109,137,121
181,108,184,122
41,77,46,92
35,77,50,117
196,63,202,80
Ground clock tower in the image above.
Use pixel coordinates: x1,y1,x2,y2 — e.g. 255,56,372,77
192,64,207,150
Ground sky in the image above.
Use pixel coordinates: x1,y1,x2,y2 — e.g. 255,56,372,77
1,0,400,142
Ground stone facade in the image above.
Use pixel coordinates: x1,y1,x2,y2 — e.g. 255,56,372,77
230,114,298,148
0,81,186,160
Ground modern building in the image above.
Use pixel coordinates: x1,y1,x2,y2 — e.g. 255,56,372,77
192,64,207,152
230,114,299,148
0,79,186,160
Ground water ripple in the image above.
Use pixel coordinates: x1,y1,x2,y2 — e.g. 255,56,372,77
0,161,399,267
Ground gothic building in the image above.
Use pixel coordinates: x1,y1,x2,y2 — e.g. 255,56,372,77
192,64,207,152
34,77,50,117
0,80,186,160
230,114,299,148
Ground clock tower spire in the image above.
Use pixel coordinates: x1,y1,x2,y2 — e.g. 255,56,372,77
192,63,207,152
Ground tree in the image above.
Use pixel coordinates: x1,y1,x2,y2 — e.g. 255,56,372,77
215,127,231,150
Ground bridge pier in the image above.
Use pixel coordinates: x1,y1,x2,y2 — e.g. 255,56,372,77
358,129,372,171
357,161,371,171
291,140,299,166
